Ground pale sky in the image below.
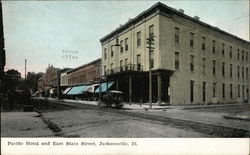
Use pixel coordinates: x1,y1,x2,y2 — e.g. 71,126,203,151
2,0,249,77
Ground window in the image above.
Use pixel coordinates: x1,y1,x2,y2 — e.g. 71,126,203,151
238,84,240,98
175,52,180,70
111,45,114,57
222,83,225,98
242,67,244,79
242,85,245,99
237,49,240,60
125,38,128,51
104,65,106,75
238,66,240,78
150,51,154,68
137,54,141,65
212,40,216,53
137,31,141,46
230,64,233,78
120,40,123,53
222,62,225,76
125,58,128,65
202,37,205,50
247,68,249,79
120,60,123,71
203,82,206,102
104,48,107,59
110,63,114,73
230,84,233,99
137,54,141,71
149,25,154,37
229,46,232,59
175,27,179,43
246,52,248,61
242,50,244,61
190,55,194,71
222,43,225,56
213,82,216,98
213,60,216,75
190,33,194,47
202,58,206,74
125,58,128,70
190,80,194,102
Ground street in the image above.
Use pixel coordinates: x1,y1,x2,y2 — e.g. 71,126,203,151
42,108,210,137
1,98,250,137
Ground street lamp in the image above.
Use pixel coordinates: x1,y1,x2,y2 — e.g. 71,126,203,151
24,59,27,90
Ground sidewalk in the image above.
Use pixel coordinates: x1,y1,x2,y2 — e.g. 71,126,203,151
37,97,249,110
128,108,250,131
1,112,54,137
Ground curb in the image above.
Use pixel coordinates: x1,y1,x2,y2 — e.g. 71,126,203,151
224,115,250,121
34,109,62,133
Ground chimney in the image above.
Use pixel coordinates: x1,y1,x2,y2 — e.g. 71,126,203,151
178,9,184,14
194,16,200,20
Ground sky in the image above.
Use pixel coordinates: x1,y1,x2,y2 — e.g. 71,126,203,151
2,0,249,77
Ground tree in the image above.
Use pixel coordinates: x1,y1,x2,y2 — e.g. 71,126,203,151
26,72,43,92
4,69,21,91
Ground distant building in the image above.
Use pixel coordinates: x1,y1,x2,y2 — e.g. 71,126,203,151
67,58,101,86
100,2,250,104
41,64,61,96
38,66,73,96
37,73,45,95
60,68,72,88
45,65,61,89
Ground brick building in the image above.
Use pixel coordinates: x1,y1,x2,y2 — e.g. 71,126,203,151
100,2,250,104
67,58,101,86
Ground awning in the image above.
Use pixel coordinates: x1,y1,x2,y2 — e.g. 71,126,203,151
87,84,99,93
62,87,72,94
67,85,88,95
95,81,114,93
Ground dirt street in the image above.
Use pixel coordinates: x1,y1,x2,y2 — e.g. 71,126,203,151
42,109,211,137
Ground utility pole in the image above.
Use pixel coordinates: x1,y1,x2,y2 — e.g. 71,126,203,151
25,59,27,90
146,33,155,109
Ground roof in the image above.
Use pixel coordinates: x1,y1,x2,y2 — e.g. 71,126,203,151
60,68,73,73
67,58,101,74
100,2,249,45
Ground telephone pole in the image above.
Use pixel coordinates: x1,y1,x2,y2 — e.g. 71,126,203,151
146,33,155,109
25,59,27,90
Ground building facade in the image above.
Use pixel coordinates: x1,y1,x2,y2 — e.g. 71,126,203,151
38,74,45,95
60,72,69,87
67,58,101,86
100,2,250,104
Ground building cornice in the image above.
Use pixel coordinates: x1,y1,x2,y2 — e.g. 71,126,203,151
100,2,250,45
67,58,101,74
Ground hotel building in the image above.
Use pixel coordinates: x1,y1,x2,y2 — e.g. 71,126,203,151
100,2,250,104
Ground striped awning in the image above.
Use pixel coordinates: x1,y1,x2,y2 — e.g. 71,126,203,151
94,82,114,93
62,87,72,94
67,85,88,95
